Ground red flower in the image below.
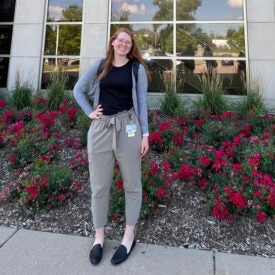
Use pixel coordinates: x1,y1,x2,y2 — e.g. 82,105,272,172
172,133,184,147
198,178,208,189
115,180,123,190
199,155,211,167
212,159,227,172
268,192,275,208
149,131,164,147
162,159,171,172
233,135,242,146
177,164,193,181
148,160,161,176
112,214,118,221
215,150,225,159
212,198,231,221
228,191,246,209
155,187,167,198
195,118,204,127
232,163,243,174
67,108,77,120
263,131,271,139
158,122,170,131
4,110,14,122
0,100,7,108
58,194,66,201
24,184,40,199
248,153,261,169
256,211,266,224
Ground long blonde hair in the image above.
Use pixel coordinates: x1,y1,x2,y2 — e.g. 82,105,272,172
99,28,151,81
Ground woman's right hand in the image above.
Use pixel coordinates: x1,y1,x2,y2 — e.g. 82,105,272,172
88,105,103,119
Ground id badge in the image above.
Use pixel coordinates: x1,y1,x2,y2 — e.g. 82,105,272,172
126,124,136,137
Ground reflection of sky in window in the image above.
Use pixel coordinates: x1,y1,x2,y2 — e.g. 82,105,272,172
112,0,243,21
48,0,83,20
195,0,243,20
111,0,159,21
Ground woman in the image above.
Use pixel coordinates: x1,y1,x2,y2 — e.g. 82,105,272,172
73,28,150,265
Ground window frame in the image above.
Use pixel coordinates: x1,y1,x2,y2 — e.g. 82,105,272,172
109,0,248,95
40,0,84,90
0,0,16,88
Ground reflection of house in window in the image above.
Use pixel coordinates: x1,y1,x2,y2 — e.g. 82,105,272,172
212,39,230,49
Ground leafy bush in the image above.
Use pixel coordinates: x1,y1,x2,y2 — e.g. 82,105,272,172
148,109,275,224
110,158,174,219
9,159,81,210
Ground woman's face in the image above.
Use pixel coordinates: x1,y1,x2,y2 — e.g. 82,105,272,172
112,31,132,57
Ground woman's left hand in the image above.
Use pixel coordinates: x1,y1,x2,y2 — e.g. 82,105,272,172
141,136,149,158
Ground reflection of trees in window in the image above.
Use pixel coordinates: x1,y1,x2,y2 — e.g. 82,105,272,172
111,10,135,35
47,3,83,22
227,26,245,52
110,0,246,95
176,25,202,54
43,4,82,90
45,5,82,55
175,0,202,20
59,25,81,55
62,4,82,21
44,25,81,56
152,0,173,21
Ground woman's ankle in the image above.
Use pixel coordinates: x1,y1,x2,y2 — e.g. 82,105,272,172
93,227,105,247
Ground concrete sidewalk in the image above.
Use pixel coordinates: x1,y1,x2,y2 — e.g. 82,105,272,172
0,226,274,275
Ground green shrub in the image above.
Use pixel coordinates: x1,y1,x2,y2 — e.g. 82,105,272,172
233,77,267,117
198,71,227,115
110,158,172,219
47,68,68,110
160,72,183,117
11,71,32,110
9,159,79,210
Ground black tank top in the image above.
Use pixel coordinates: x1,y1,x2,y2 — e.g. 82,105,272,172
99,61,133,115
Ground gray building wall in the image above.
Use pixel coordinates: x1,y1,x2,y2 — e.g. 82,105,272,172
6,0,275,109
246,0,275,108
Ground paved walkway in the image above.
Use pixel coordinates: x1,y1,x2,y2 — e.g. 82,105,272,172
0,226,274,275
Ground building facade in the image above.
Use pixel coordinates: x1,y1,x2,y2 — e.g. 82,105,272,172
1,0,275,109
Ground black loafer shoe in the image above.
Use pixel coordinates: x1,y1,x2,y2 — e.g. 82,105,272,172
89,244,103,265
111,239,136,265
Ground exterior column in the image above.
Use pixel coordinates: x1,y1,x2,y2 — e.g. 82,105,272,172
8,0,46,92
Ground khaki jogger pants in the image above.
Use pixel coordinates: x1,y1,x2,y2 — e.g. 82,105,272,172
87,109,142,228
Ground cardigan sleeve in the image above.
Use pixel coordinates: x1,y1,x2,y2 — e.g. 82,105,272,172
73,59,102,116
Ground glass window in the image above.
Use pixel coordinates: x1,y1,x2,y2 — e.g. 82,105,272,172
41,58,79,90
176,24,245,56
111,0,247,95
177,58,246,94
176,0,244,21
44,25,81,56
47,0,83,22
0,25,13,54
0,0,15,88
42,0,83,89
111,0,173,21
0,57,9,87
0,0,16,22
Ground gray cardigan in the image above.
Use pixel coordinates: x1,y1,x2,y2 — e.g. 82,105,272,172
73,59,149,135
